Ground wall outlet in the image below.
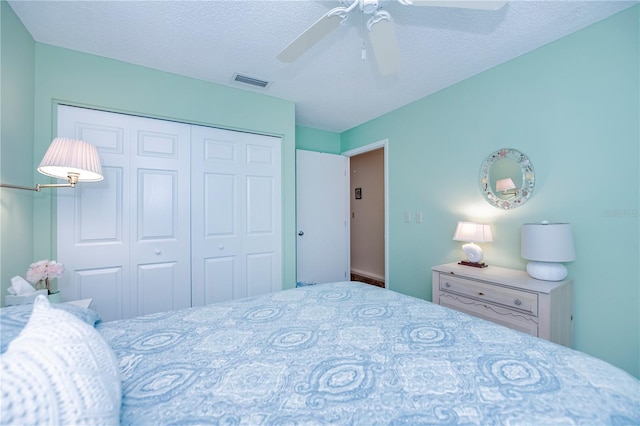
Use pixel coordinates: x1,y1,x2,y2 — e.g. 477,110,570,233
404,211,411,223
416,211,423,223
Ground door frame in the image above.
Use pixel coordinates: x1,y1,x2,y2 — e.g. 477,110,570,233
342,139,389,288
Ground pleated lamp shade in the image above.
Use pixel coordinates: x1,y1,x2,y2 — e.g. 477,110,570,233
453,221,493,243
37,138,103,182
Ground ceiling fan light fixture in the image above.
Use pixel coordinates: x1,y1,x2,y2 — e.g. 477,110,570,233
361,0,379,14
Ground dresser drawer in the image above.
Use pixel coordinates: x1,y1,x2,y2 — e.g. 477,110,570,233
439,274,538,315
439,292,539,337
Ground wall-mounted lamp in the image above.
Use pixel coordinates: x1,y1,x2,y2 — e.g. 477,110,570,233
453,221,493,268
521,221,575,281
0,138,103,192
496,177,517,195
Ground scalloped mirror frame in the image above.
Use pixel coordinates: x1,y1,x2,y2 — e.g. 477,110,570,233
479,148,535,210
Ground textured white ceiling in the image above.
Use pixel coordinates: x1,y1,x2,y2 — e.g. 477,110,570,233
8,0,637,132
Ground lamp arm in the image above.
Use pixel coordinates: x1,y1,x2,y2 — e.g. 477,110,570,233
0,173,79,192
0,183,41,192
0,182,77,192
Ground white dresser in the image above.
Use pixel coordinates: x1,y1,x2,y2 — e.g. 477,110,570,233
432,262,572,346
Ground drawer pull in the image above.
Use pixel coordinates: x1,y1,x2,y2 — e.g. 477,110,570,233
514,299,522,306
445,282,451,288
478,292,484,296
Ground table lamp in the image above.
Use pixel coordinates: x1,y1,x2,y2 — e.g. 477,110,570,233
453,221,493,268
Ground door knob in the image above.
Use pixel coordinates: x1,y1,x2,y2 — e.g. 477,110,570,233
298,231,304,236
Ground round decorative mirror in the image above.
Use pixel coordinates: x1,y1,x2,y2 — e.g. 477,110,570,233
479,148,535,210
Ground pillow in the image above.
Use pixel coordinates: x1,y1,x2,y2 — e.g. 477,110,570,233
0,301,101,354
0,296,121,425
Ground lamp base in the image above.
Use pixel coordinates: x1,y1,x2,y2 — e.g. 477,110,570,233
526,261,568,281
458,260,488,268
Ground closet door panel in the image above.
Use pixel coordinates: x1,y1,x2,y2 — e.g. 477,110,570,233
137,170,178,240
191,127,243,303
58,106,191,320
74,267,124,322
204,257,236,304
206,173,237,237
244,139,281,297
246,252,275,296
76,167,123,242
129,116,192,314
57,106,131,318
200,172,242,301
137,261,180,315
191,126,281,305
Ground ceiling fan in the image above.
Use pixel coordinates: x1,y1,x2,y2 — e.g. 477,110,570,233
277,0,507,76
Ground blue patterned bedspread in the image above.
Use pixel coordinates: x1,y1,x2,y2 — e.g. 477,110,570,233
97,281,640,425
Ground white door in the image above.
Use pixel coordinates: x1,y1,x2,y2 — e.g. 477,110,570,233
296,150,349,284
57,105,191,321
191,126,282,305
127,115,192,316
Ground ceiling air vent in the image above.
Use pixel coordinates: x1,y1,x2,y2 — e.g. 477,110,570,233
232,73,271,89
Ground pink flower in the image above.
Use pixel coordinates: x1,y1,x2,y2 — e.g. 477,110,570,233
26,260,48,284
47,261,65,279
25,259,65,284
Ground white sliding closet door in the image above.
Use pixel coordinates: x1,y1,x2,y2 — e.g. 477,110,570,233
191,126,282,305
57,105,283,320
57,105,191,321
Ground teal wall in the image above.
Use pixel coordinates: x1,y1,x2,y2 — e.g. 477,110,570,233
0,1,35,308
295,125,341,154
341,6,639,377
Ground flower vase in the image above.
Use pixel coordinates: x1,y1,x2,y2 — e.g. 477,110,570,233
48,291,62,303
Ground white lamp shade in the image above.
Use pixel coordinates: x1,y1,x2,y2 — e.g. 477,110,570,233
453,221,493,243
521,222,575,262
37,138,103,182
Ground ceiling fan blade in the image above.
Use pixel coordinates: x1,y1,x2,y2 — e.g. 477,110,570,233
277,11,345,63
368,15,401,76
409,1,507,10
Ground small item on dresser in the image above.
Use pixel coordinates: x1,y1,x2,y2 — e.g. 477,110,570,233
5,277,48,306
521,221,575,281
453,221,493,267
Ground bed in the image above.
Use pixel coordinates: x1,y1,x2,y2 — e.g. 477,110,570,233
1,281,639,425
